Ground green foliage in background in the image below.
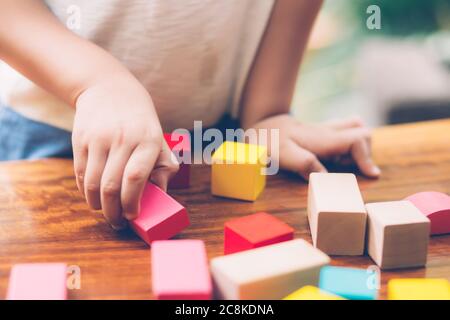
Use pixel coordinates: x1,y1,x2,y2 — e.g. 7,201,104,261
352,0,450,36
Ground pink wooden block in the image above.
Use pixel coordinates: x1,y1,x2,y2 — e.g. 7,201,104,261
164,133,191,189
130,183,190,245
405,191,450,235
224,212,294,254
7,263,67,300
151,240,212,300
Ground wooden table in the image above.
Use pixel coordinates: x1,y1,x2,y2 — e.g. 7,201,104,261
0,120,449,300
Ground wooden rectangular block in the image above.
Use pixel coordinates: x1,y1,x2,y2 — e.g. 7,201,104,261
7,263,67,300
405,191,450,235
130,183,190,245
284,285,345,300
151,240,212,300
210,239,330,300
164,133,191,189
388,278,450,300
307,173,367,255
366,201,430,269
212,141,267,201
319,266,378,300
224,212,294,254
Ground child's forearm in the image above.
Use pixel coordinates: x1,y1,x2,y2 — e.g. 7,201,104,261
0,0,134,107
239,0,323,129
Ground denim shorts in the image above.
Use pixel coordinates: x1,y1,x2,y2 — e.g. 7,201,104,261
0,106,73,161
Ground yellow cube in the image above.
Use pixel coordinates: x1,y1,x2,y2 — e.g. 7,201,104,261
211,141,267,201
284,286,345,300
388,279,450,300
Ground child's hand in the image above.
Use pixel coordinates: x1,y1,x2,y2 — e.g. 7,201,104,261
251,114,380,180
72,74,179,229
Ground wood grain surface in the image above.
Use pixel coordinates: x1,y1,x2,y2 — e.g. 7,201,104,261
0,120,449,300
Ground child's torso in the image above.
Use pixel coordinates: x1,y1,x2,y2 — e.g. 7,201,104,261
0,0,274,131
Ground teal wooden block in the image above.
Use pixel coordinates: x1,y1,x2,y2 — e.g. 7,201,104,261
319,266,378,300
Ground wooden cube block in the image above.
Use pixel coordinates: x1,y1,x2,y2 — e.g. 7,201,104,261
388,278,450,300
319,266,378,300
210,239,330,300
307,173,367,255
224,212,294,254
130,183,190,245
164,133,191,189
7,263,67,300
211,141,267,201
151,240,212,300
405,191,450,235
366,201,430,270
284,285,345,300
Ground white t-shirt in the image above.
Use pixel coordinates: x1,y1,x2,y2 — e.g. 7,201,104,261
0,0,275,132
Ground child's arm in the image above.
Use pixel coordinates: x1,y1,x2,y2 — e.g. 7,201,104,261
240,0,380,179
0,0,178,229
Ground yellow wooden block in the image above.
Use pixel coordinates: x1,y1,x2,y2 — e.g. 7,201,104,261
211,141,267,201
388,279,450,300
284,286,345,300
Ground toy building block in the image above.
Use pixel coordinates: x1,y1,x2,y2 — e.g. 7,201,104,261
151,240,212,300
388,278,450,300
210,239,330,300
164,133,191,189
130,183,190,245
319,266,379,300
7,263,67,300
224,212,294,254
211,141,267,201
366,201,430,270
405,191,450,235
284,285,345,300
307,173,367,255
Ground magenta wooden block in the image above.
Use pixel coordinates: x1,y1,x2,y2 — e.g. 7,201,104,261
405,191,450,235
164,133,191,189
130,183,190,245
7,263,67,300
224,212,294,254
151,240,212,300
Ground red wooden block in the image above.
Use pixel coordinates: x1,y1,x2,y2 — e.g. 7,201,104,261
130,183,190,245
405,191,450,235
164,133,191,189
224,212,294,254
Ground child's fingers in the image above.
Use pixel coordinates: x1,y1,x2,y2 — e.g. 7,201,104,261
120,143,159,221
281,141,327,180
72,139,88,196
100,146,134,230
350,136,381,178
84,144,108,210
334,127,372,152
150,142,180,191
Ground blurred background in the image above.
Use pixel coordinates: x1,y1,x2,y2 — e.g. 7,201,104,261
292,0,450,126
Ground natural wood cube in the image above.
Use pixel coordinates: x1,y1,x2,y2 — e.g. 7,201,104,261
307,173,367,255
366,200,430,270
210,239,330,300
